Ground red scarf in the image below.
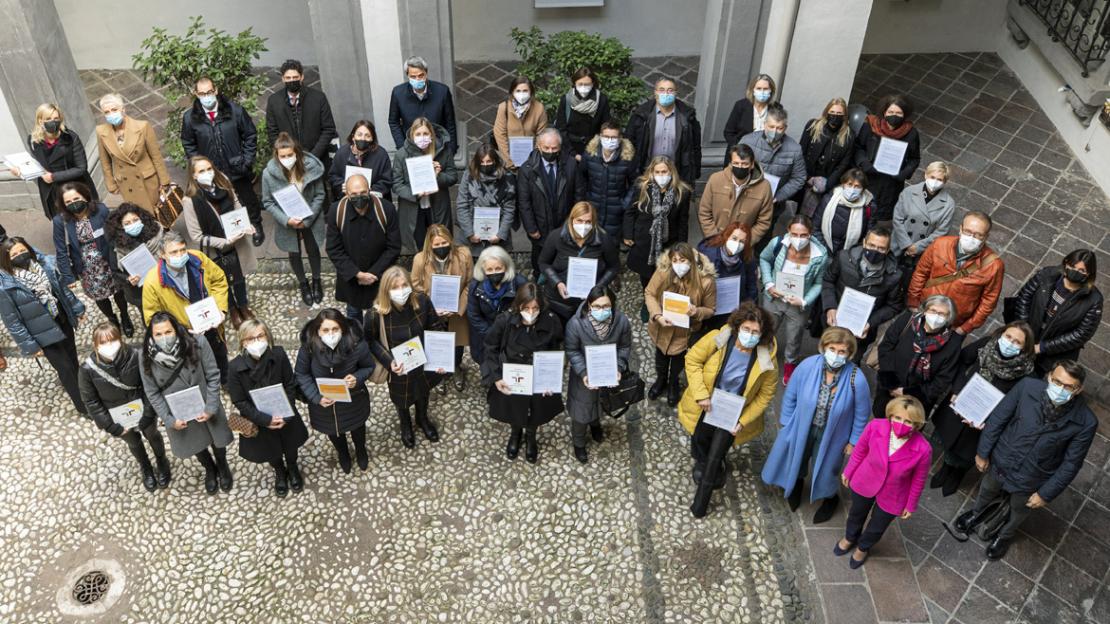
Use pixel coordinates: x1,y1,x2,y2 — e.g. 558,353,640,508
866,114,914,140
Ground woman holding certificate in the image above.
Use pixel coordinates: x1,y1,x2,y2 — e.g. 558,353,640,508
327,120,393,198
565,286,632,463
696,222,759,332
412,225,473,392
294,309,375,473
492,75,548,170
106,204,163,317
929,321,1035,496
480,283,564,463
228,319,309,496
812,168,875,255
390,118,459,253
758,215,830,385
624,156,693,291
140,312,233,494
852,94,921,225
466,246,527,366
260,132,327,307
366,266,446,449
182,156,257,328
644,243,718,407
538,201,620,323
455,145,516,256
10,103,98,220
79,321,170,492
762,327,870,523
873,295,964,419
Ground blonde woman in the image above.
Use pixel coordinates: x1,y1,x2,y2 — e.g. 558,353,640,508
799,98,855,213
365,266,446,448
644,242,717,406
7,103,97,219
891,161,955,262
723,73,777,156
390,117,459,252
94,93,171,213
537,201,620,322
624,155,692,288
412,224,473,392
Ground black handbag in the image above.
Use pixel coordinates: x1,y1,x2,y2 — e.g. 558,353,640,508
599,370,645,418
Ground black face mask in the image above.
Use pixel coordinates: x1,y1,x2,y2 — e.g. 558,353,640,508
826,115,844,131
348,194,370,212
540,150,560,163
10,253,31,270
479,164,497,176
863,248,887,265
885,114,904,128
44,120,61,134
354,139,372,151
285,80,302,94
432,246,451,260
731,166,750,180
487,271,505,285
65,200,88,215
1065,268,1087,284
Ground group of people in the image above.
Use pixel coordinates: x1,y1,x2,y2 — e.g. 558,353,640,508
1,59,1104,568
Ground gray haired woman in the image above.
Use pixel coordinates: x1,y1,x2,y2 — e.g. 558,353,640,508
874,294,964,417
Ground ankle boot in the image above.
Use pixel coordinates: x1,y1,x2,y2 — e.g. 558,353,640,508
415,402,439,442
813,496,840,524
214,449,233,492
154,452,172,488
787,478,805,511
398,408,416,449
930,464,950,489
311,278,324,304
525,428,539,464
298,280,313,306
506,427,523,459
198,452,218,495
590,421,604,443
453,364,467,392
354,441,369,471
666,357,683,406
273,465,289,497
137,454,157,492
288,460,304,492
119,311,135,338
336,443,353,474
648,354,669,400
574,445,588,463
942,466,968,497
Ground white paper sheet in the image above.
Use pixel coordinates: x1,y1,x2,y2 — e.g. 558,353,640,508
585,343,619,388
714,276,742,316
164,385,205,422
405,155,439,195
473,207,501,241
503,363,533,395
704,389,747,432
273,184,315,220
184,296,222,333
662,291,691,329
249,383,295,419
874,137,909,176
316,377,351,403
429,274,461,313
4,152,45,180
344,165,374,188
109,400,144,429
566,257,598,299
952,373,1007,428
120,244,157,286
392,337,427,375
778,259,807,301
509,136,534,165
423,330,456,373
532,351,565,395
835,287,877,338
764,173,781,198
219,208,252,240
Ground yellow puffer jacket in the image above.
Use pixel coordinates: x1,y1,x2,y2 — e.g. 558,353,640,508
677,327,778,446
141,250,229,328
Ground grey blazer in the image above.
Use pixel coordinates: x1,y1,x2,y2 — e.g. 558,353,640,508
891,182,955,256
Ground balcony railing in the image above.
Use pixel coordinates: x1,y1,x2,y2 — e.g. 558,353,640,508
1020,0,1110,76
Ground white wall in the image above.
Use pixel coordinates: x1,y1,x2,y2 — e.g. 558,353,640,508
54,0,317,69
862,0,1007,54
451,0,708,61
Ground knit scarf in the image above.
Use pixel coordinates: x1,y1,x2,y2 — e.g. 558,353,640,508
819,186,871,250
148,337,182,369
908,314,950,380
568,88,599,116
866,114,914,140
14,261,58,318
718,245,743,268
977,340,1034,383
588,313,613,340
645,183,675,266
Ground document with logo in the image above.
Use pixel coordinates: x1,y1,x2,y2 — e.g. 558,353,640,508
185,297,222,333
391,337,427,375
778,260,806,301
4,152,44,180
503,363,533,395
109,401,144,429
219,208,252,240
662,291,691,329
473,207,501,241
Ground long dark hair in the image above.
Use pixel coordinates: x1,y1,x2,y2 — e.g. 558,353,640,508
468,143,505,180
142,312,198,374
346,119,378,150
726,301,775,347
54,181,95,221
1062,249,1097,287
301,307,357,357
105,203,159,245
0,236,34,275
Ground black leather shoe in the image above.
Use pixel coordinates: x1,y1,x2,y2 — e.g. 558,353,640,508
355,444,369,471
120,313,135,338
590,422,604,443
787,479,805,512
311,278,324,304
337,450,352,474
954,509,978,534
813,496,840,524
930,464,950,489
648,379,667,400
140,461,157,492
274,466,289,498
525,429,538,464
215,455,234,492
453,366,467,392
203,464,218,495
417,416,439,442
288,462,304,492
574,445,588,464
986,536,1010,560
298,281,313,306
506,428,522,460
399,414,416,449
154,454,172,488
252,228,265,247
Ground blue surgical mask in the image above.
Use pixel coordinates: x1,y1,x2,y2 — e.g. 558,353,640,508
199,95,217,110
842,186,862,202
657,93,676,107
737,330,760,349
409,78,427,91
105,112,124,126
997,337,1021,358
823,349,848,369
590,308,612,322
1045,382,1072,405
167,253,189,270
753,89,772,103
123,221,144,237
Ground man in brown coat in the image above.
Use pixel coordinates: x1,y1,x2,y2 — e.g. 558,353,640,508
907,210,1005,335
697,144,774,243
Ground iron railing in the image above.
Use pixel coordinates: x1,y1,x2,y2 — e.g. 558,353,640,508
1020,0,1110,76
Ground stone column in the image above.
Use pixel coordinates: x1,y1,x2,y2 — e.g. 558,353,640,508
396,0,456,89
307,0,376,134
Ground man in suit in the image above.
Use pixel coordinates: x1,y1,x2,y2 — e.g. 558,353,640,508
388,56,458,155
265,59,337,172
516,128,587,275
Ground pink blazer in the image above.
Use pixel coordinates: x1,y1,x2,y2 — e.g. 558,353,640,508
842,419,932,515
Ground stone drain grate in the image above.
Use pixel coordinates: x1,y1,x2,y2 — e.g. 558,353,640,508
56,558,125,617
71,570,110,606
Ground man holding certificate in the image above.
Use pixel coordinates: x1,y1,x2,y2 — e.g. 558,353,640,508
411,225,473,392
852,94,920,224
820,227,904,358
538,202,620,322
326,174,401,323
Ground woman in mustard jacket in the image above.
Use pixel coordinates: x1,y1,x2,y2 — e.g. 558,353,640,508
678,301,779,518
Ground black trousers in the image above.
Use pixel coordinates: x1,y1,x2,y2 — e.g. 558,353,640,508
845,490,899,551
43,313,84,413
529,238,544,278
972,468,1033,541
654,348,684,386
690,416,736,516
230,176,263,227
121,423,166,463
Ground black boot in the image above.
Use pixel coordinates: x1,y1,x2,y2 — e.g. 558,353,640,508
986,536,1011,560
453,364,467,392
930,464,950,490
666,356,683,407
273,464,289,498
119,310,135,338
213,448,233,492
649,353,669,400
590,422,604,443
813,496,840,524
398,408,416,449
574,445,588,463
336,442,353,474
354,441,369,471
692,463,705,485
252,227,265,247
506,427,522,460
137,454,157,492
153,452,172,488
311,278,324,304
298,280,313,306
525,428,539,464
415,402,439,442
787,478,805,511
197,451,218,495
288,460,304,492
942,466,968,497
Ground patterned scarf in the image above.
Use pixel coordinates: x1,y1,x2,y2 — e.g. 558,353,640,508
511,99,530,119
977,339,1034,383
908,314,951,380
646,183,675,266
588,313,613,340
147,337,182,368
568,88,599,116
14,261,58,318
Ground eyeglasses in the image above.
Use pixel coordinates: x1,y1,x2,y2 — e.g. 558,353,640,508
589,306,612,312
960,228,989,241
1049,378,1081,392
196,89,216,97
655,88,677,94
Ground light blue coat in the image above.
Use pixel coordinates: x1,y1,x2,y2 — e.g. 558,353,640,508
761,353,870,502
758,235,829,308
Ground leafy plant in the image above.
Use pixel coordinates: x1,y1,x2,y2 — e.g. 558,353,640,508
510,26,646,126
132,16,270,175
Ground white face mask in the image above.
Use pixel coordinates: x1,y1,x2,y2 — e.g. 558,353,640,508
600,137,620,152
653,174,672,188
672,262,691,278
576,85,592,98
195,171,216,187
279,156,297,170
245,339,268,358
725,239,743,255
521,310,539,325
414,135,432,150
924,313,947,330
513,91,531,104
924,178,945,193
573,223,593,238
97,340,122,361
390,286,412,305
958,234,983,255
321,333,341,349
790,235,810,251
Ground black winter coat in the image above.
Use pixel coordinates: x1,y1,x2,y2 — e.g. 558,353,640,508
481,310,565,427
387,80,458,153
26,129,97,219
228,346,309,464
294,329,375,436
624,99,702,184
820,247,904,332
365,294,445,407
538,227,621,320
265,87,338,163
181,95,258,181
579,137,637,234
552,90,611,156
466,274,528,364
853,123,921,222
624,190,691,284
876,310,964,414
722,98,755,151
516,151,587,237
327,143,393,198
977,377,1097,501
798,120,855,187
1013,266,1104,367
325,195,401,309
78,345,154,436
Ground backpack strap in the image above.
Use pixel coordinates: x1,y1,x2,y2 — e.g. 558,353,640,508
336,194,388,235
924,252,999,289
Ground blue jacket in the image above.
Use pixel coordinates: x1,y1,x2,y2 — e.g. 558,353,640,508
758,235,830,307
762,354,870,502
466,273,527,363
387,80,458,152
52,202,115,287
0,250,85,354
579,136,637,234
696,236,759,307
